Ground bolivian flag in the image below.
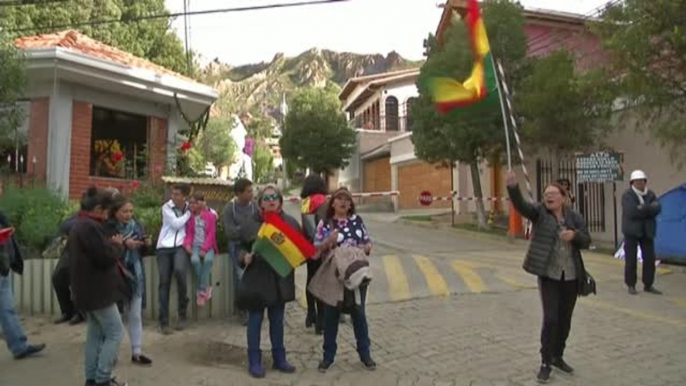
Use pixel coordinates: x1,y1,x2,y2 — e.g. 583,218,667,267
252,212,317,277
428,0,498,114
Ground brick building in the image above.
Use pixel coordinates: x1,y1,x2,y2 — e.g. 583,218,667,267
15,30,217,199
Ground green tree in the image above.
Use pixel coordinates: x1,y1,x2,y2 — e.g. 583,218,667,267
252,141,274,184
412,0,527,229
516,50,615,156
189,117,236,173
0,30,27,156
280,87,355,174
0,0,190,75
592,0,686,166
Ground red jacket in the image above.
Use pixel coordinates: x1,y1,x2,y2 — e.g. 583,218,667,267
183,209,218,253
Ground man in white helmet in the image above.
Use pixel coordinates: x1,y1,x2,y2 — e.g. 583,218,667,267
621,170,662,295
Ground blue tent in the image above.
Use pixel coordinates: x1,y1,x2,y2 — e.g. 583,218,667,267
655,184,686,263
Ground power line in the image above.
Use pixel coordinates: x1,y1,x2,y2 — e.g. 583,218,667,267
3,0,352,33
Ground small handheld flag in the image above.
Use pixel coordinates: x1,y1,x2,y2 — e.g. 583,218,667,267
252,212,317,277
427,0,497,114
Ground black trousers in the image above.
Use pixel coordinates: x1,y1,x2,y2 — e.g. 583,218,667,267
624,236,656,289
538,276,578,364
52,265,75,317
305,259,325,330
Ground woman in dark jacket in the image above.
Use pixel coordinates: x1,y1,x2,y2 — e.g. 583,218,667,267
69,187,128,386
506,172,591,384
104,196,153,366
238,185,300,378
300,175,328,334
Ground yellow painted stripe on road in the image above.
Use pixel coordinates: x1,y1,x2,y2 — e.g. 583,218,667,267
583,298,686,328
451,260,487,293
413,255,450,296
669,297,686,309
383,255,411,301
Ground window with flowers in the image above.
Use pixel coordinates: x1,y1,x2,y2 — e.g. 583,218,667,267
90,107,148,179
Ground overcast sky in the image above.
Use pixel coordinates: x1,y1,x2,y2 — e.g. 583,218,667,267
164,0,610,66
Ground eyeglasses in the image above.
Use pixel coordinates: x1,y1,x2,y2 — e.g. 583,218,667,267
261,193,280,202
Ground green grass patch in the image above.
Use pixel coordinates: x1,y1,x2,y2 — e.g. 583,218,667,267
401,215,434,222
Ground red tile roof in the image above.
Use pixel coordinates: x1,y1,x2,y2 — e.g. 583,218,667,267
15,30,195,83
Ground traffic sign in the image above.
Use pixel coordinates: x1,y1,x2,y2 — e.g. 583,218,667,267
419,191,433,206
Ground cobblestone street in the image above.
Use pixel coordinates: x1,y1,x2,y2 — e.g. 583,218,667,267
2,261,685,386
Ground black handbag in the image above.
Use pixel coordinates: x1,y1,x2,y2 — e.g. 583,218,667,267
579,269,597,297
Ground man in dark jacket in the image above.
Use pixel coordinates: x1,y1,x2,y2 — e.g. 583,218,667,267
622,170,662,295
52,213,84,325
0,210,46,359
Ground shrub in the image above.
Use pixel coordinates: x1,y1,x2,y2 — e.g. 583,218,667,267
0,186,69,254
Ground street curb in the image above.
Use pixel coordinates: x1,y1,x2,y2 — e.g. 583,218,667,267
395,219,526,247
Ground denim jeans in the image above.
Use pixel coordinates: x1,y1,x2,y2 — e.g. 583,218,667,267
323,286,371,362
0,274,29,357
124,295,143,356
190,247,215,292
228,242,244,295
157,247,189,326
85,303,124,383
247,305,285,353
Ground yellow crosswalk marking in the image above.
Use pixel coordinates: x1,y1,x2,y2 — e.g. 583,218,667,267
496,274,536,289
383,255,411,301
412,255,449,296
669,297,686,309
451,260,487,293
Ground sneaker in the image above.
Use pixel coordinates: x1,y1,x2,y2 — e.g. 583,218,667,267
628,286,638,295
318,359,334,373
645,286,662,295
175,317,188,331
197,292,206,307
159,325,173,335
205,286,213,300
537,364,552,384
14,344,46,360
552,357,574,374
132,354,153,366
361,357,377,371
96,378,127,386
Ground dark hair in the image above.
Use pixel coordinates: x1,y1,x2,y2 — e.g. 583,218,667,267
300,174,328,199
325,188,356,220
544,182,567,197
190,192,205,202
171,183,191,196
109,195,133,218
80,186,115,212
234,178,253,194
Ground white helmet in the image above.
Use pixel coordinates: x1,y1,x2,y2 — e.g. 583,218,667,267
630,170,647,182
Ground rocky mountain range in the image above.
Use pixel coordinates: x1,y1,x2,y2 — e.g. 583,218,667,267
200,49,422,121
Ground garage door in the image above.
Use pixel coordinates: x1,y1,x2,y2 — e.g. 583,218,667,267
398,162,452,209
363,157,391,204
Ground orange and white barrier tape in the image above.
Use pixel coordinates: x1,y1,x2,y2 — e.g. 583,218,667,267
420,195,510,202
286,191,400,203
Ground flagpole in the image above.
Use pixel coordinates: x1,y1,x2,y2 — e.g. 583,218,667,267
491,54,512,171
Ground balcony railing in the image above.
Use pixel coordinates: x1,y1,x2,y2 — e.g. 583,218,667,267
350,115,413,132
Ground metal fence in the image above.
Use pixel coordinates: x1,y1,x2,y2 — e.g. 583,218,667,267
536,158,606,233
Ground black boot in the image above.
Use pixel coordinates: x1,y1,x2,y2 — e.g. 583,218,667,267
537,364,552,383
54,314,73,325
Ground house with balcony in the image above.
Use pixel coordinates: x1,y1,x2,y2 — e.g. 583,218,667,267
333,68,457,210
14,30,218,199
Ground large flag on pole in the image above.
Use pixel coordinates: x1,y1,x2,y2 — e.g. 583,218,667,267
252,212,317,277
427,0,498,113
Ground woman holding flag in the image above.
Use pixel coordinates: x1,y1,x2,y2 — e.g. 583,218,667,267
237,185,319,378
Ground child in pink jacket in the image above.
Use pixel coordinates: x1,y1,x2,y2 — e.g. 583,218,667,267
184,193,218,306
